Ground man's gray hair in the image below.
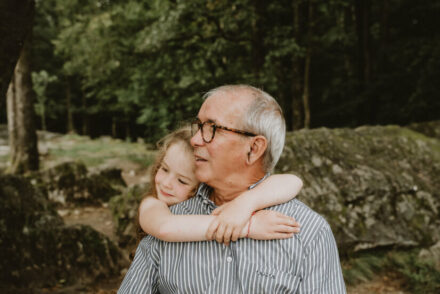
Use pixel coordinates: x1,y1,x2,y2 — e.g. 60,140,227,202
203,85,286,172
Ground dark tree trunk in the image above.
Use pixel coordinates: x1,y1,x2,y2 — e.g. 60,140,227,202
6,28,39,174
251,0,265,84
355,0,372,85
0,0,35,102
81,87,88,136
303,0,314,129
291,0,304,131
65,76,75,133
355,0,373,124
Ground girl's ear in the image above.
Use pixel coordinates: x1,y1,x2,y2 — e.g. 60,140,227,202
246,135,267,166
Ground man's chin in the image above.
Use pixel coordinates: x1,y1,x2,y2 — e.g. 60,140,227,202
195,168,211,183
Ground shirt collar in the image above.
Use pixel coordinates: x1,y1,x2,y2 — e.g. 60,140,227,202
196,172,271,201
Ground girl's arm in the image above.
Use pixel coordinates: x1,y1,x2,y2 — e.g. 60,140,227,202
207,174,303,245
138,196,214,242
138,195,299,242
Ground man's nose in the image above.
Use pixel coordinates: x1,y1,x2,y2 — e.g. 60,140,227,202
190,128,204,147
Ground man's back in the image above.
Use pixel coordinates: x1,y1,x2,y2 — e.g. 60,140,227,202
119,184,346,293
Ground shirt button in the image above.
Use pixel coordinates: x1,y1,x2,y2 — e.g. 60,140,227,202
226,256,233,263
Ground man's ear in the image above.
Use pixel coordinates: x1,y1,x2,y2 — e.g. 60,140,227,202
246,135,267,165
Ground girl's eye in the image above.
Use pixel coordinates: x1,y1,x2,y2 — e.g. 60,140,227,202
161,166,168,172
178,179,188,185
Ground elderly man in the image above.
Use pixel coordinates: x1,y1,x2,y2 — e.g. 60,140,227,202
119,85,346,293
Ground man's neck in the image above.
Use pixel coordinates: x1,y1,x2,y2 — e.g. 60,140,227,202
209,171,266,206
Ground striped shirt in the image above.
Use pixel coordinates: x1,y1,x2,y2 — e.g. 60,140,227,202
119,184,346,294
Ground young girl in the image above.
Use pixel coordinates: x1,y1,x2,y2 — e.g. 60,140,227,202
138,126,303,246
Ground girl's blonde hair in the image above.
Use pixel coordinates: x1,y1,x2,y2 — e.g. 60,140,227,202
132,125,195,259
147,125,194,198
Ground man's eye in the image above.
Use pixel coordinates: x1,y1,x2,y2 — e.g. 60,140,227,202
178,179,188,185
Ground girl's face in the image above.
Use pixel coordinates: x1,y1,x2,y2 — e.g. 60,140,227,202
155,141,199,206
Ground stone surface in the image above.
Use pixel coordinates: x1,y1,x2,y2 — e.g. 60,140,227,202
0,174,128,288
419,241,440,271
29,161,125,206
109,184,148,249
276,124,440,253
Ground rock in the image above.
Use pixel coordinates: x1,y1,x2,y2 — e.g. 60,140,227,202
407,120,440,140
0,174,128,288
419,241,440,271
29,161,125,206
109,184,148,249
276,124,440,253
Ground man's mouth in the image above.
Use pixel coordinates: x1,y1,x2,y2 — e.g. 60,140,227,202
194,155,207,162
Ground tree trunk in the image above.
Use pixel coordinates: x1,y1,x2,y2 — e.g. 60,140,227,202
66,76,75,133
251,0,265,84
6,32,39,174
302,0,314,129
291,0,304,131
81,87,88,136
0,0,35,101
355,0,373,124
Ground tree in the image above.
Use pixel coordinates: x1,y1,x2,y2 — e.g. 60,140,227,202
6,1,39,174
0,0,35,101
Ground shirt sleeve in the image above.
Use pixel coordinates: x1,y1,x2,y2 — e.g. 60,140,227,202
298,223,347,294
118,235,160,294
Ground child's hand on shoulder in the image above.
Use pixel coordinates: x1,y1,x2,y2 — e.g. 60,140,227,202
206,197,254,246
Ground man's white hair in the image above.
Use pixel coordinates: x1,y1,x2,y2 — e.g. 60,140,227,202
203,85,286,172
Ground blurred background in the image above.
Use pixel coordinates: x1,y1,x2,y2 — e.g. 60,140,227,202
1,0,440,293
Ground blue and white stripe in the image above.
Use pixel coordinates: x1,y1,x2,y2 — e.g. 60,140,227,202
119,184,346,293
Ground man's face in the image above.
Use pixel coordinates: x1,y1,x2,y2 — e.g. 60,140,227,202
190,92,252,186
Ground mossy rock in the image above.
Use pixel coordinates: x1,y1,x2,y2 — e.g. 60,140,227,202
0,175,128,289
29,161,125,206
109,184,148,249
276,124,440,253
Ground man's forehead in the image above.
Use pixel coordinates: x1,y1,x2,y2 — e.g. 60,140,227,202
198,91,252,124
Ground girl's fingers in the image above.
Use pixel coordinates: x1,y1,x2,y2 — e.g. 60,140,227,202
231,228,241,242
223,226,233,246
206,219,219,240
211,206,223,215
276,225,300,234
215,224,226,244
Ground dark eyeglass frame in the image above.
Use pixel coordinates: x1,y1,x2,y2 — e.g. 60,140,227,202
191,119,257,143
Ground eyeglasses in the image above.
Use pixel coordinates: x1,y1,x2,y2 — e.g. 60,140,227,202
191,119,257,143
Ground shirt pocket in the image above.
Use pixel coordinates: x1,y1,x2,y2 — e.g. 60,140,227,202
238,262,300,294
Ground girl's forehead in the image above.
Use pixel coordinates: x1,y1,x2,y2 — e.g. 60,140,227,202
163,142,196,174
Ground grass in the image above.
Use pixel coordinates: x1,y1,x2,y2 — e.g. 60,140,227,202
41,133,156,169
343,248,440,293
0,132,156,171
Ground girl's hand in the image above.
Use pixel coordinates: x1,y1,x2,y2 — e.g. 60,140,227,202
206,198,254,246
248,210,300,240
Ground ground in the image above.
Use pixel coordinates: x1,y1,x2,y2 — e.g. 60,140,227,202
0,126,411,293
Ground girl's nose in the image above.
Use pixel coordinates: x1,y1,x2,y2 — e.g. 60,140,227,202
163,174,173,188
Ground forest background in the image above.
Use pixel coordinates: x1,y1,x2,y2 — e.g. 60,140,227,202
1,0,440,292
2,0,440,144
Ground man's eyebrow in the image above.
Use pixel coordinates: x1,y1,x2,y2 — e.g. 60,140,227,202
197,116,216,123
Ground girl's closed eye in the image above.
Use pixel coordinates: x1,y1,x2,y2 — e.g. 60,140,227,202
178,179,189,185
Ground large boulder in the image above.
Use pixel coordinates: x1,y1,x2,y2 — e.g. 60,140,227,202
109,184,148,249
0,174,128,289
276,124,440,253
30,161,125,206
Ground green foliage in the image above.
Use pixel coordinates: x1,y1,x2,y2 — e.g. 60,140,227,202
31,0,440,140
343,249,440,293
388,250,440,293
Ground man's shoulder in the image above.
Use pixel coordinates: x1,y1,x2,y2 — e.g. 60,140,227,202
271,199,333,245
169,196,201,214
